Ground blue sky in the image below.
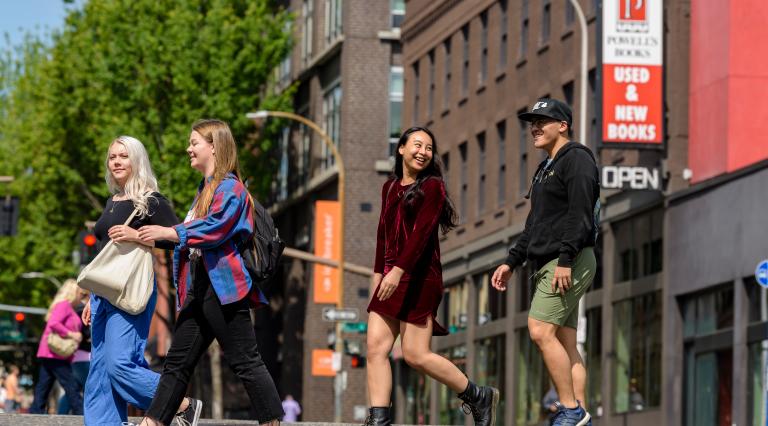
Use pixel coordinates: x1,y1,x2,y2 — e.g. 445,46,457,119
0,0,82,50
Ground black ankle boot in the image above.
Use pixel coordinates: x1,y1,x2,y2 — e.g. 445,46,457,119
458,381,500,426
362,406,391,426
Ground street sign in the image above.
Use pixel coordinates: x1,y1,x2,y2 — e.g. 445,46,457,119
756,260,768,288
322,307,359,322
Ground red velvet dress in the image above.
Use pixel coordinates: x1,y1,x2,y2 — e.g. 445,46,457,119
367,177,449,336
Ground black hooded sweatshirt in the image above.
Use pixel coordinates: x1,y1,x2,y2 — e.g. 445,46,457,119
504,141,600,270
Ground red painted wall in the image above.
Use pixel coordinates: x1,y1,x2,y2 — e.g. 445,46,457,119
689,0,768,183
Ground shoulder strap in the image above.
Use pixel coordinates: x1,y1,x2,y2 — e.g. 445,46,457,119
123,208,140,226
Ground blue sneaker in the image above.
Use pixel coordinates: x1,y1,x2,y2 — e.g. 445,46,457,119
550,401,591,426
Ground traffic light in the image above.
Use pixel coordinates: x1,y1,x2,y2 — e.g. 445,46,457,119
78,230,98,265
14,312,25,323
350,354,366,368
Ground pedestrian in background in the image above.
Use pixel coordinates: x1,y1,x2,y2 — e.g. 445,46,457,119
137,119,283,426
4,365,20,413
491,98,599,426
30,279,84,414
81,136,195,425
365,127,499,426
281,394,301,422
57,287,91,414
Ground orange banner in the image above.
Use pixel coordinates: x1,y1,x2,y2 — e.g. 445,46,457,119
313,200,340,304
311,349,336,377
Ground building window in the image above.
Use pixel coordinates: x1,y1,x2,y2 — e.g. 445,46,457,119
301,0,314,65
461,24,469,97
518,110,529,197
613,291,662,414
477,132,486,215
541,0,551,45
443,281,469,333
442,152,450,193
681,285,735,425
476,270,506,325
516,330,550,425
480,10,488,85
321,83,341,170
499,0,508,69
589,68,597,149
389,66,404,159
403,366,430,425
497,121,506,206
428,49,435,119
439,345,467,424
391,0,405,28
324,0,342,45
516,264,533,312
747,339,767,425
412,62,420,125
443,38,452,110
613,209,663,282
277,127,290,202
682,285,734,340
476,336,506,422
519,0,529,58
459,142,468,222
586,307,603,417
298,110,311,186
565,0,575,26
563,80,575,108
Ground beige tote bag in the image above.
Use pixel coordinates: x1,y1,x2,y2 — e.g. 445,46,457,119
77,208,154,315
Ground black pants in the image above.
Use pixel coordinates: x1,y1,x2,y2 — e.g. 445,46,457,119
146,261,283,424
30,358,84,415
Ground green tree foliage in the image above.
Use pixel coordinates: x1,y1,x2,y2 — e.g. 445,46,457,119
0,0,293,307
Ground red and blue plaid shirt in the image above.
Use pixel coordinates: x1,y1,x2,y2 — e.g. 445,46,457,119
172,174,268,309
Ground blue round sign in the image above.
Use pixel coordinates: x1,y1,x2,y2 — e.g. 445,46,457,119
756,260,768,288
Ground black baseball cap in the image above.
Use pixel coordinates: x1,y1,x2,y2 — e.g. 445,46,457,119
518,98,572,127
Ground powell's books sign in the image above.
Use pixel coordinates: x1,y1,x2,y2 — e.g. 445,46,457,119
601,0,664,149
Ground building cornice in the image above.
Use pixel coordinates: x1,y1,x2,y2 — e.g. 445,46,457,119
401,0,462,43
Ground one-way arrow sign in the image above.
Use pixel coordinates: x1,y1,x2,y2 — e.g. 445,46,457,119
322,307,359,322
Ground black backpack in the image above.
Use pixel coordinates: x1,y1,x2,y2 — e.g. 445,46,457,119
239,197,285,296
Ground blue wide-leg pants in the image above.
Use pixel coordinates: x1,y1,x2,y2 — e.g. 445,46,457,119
84,288,160,425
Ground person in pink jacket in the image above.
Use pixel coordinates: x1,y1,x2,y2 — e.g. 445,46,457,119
30,279,84,414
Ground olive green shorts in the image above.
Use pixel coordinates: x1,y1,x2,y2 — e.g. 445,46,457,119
528,247,596,329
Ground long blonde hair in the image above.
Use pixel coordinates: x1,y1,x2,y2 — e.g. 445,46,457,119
104,136,159,218
191,119,250,218
45,279,79,321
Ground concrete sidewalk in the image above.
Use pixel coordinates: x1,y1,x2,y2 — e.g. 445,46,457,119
0,414,377,426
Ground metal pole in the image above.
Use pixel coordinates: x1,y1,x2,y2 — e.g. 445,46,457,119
568,0,590,359
20,272,63,289
247,110,346,422
283,247,372,277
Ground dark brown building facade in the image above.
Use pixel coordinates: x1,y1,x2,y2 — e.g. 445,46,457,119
266,0,405,422
394,1,743,425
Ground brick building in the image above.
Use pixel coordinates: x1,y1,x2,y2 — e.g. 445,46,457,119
265,0,405,422
396,1,768,425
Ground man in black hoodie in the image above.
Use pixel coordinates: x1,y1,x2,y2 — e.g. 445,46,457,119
491,98,599,426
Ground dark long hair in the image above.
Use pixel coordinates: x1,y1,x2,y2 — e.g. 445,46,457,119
392,126,458,234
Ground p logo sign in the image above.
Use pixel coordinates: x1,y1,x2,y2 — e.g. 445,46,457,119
756,260,768,288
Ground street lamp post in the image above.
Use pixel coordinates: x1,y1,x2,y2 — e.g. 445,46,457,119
247,110,347,423
20,272,62,289
568,0,590,359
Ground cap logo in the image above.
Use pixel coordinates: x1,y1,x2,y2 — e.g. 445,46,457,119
533,101,548,110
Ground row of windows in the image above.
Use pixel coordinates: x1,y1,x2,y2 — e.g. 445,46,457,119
299,0,404,67
427,279,768,423
411,0,597,124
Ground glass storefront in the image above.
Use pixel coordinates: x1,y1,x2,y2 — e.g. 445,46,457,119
476,335,506,423
585,307,603,417
515,330,549,425
476,271,506,325
438,345,467,425
613,291,662,413
403,366,430,425
443,281,469,333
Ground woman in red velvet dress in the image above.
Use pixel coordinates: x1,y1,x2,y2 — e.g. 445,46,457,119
364,127,499,426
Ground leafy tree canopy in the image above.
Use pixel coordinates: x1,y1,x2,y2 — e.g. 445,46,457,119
0,0,293,307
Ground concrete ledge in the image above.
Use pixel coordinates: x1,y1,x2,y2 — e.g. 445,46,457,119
0,414,433,425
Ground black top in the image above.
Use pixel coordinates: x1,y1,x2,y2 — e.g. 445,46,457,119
94,192,179,251
505,142,600,269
